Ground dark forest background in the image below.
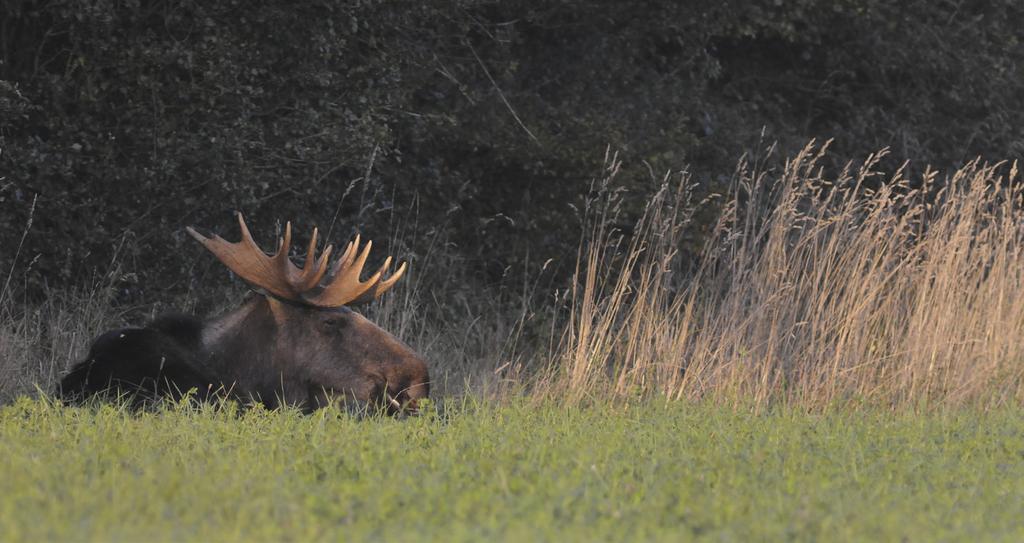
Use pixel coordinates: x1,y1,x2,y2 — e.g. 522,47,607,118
2,0,1022,307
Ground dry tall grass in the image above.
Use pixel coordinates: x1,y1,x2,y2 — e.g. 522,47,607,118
544,142,1024,409
3,143,1023,409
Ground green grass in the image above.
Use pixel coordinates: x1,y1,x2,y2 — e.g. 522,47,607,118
1,398,1021,542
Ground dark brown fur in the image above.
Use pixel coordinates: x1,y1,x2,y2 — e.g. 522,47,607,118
58,296,429,413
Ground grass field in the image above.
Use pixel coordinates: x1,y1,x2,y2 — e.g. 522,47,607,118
1,398,1022,542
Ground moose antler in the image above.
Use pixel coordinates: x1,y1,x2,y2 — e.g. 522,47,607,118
186,213,406,308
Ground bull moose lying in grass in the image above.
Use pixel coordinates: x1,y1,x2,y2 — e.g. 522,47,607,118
58,214,429,414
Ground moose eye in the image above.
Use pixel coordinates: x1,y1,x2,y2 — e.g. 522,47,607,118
321,317,347,329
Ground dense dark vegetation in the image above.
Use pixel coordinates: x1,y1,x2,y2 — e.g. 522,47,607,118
2,0,1022,305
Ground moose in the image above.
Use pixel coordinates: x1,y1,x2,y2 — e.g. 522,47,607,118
58,214,429,414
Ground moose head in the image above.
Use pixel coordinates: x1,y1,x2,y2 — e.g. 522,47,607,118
59,214,429,414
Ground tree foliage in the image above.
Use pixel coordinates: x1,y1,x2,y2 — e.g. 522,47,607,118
1,0,1021,301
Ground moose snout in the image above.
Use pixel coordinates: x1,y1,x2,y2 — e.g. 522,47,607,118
368,349,429,416
381,381,429,416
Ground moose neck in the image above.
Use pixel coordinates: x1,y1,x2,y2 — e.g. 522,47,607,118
201,296,265,348
198,296,285,403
